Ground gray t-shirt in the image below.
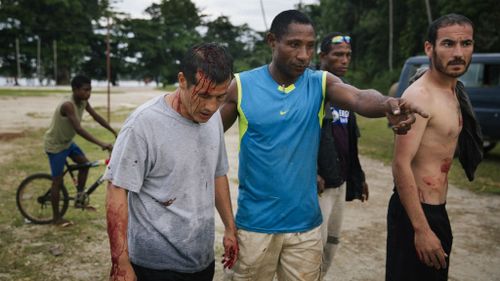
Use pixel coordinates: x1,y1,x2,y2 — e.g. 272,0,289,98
104,94,229,272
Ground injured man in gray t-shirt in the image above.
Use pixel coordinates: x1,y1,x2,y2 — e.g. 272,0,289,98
104,94,229,272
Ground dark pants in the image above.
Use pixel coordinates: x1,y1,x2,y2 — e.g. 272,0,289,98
386,192,453,281
131,261,215,281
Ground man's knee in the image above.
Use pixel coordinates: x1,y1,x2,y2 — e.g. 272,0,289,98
277,227,322,280
51,176,64,187
72,154,88,164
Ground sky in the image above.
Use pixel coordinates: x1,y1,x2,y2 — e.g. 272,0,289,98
112,0,318,32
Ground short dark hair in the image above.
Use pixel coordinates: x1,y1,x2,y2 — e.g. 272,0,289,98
180,42,233,87
427,13,474,46
270,10,314,40
320,32,346,53
71,75,91,89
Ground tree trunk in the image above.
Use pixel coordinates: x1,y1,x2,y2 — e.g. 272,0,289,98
425,0,433,24
388,0,393,72
53,40,57,86
15,38,21,86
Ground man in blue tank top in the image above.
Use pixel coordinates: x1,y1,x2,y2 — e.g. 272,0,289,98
221,10,428,281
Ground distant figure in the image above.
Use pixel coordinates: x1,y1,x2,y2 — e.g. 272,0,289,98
387,13,482,281
221,9,427,281
105,43,238,281
317,32,368,278
44,74,116,225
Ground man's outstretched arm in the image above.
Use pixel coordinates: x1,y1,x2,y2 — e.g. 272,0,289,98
324,72,428,133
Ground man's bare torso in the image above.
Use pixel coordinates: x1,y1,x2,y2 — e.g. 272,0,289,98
406,74,462,204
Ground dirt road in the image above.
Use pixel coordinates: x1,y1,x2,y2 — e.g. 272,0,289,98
0,87,160,133
2,87,499,281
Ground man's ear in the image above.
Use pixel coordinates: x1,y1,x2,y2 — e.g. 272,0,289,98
266,32,277,49
178,72,187,90
424,41,433,58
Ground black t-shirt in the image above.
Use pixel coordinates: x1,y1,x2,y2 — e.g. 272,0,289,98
329,105,350,180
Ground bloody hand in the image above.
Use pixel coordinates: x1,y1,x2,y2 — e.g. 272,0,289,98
222,232,239,269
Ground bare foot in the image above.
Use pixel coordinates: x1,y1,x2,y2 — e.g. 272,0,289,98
82,206,97,212
53,218,73,227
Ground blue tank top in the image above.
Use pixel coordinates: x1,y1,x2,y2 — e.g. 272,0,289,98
235,65,327,233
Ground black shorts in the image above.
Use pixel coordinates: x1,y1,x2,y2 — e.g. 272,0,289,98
386,192,453,281
131,261,215,281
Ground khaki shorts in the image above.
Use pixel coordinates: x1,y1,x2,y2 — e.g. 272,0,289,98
231,226,322,281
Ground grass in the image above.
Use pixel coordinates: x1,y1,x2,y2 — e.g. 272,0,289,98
0,88,68,97
161,84,177,92
356,115,500,194
91,106,132,124
0,116,120,280
0,88,125,97
0,88,196,280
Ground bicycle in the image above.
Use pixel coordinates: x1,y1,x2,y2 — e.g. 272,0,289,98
16,156,110,224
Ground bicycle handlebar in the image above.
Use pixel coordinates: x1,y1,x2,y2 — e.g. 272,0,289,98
89,159,110,167
67,157,110,171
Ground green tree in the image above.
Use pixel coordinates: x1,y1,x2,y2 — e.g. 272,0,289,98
156,0,202,84
0,0,38,84
121,17,166,85
0,0,109,85
82,16,130,86
436,0,500,52
314,0,498,93
123,0,202,85
236,30,271,71
204,16,268,71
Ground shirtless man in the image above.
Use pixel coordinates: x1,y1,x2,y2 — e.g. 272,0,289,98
387,14,475,281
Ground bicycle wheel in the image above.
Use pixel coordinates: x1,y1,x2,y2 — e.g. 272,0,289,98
16,173,70,224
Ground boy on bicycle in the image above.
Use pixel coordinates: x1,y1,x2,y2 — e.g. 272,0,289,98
43,74,116,225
